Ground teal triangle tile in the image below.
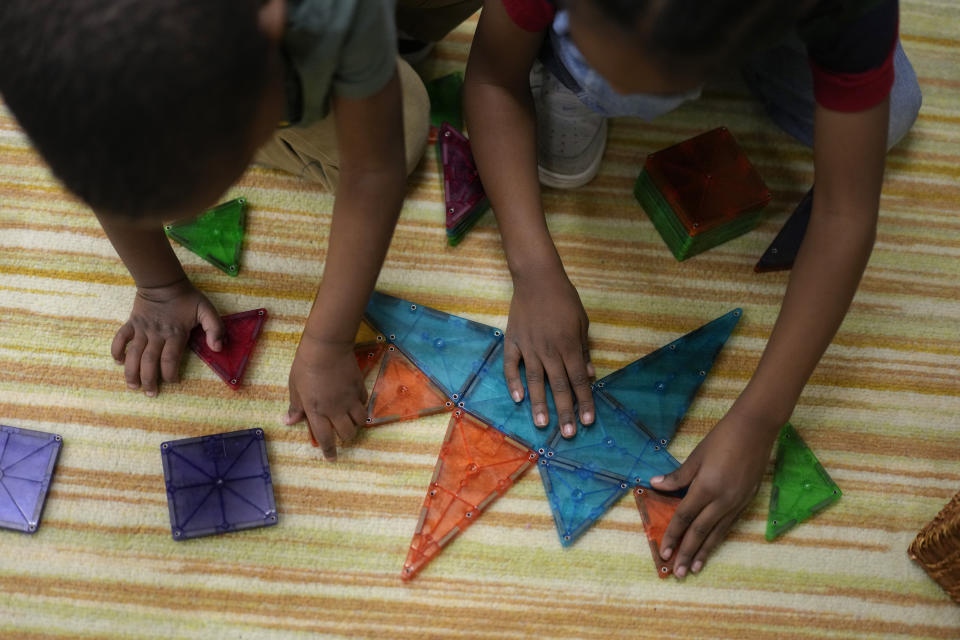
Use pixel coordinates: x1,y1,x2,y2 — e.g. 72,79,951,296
594,308,741,444
365,292,502,398
537,457,629,546
460,339,558,451
546,394,680,486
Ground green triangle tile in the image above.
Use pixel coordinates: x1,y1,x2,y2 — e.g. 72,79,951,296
165,197,247,276
766,423,842,541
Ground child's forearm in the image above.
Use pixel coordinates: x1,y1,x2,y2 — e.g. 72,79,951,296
731,203,876,431
303,165,405,345
95,213,187,288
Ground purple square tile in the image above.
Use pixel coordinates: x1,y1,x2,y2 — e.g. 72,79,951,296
0,425,62,533
160,428,277,540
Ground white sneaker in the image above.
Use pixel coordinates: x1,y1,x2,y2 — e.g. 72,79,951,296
531,63,607,189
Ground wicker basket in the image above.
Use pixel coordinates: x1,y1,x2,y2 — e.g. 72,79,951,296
908,491,960,604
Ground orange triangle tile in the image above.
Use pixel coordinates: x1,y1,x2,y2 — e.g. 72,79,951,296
402,410,537,580
366,346,452,426
354,320,383,345
354,342,385,379
634,486,681,578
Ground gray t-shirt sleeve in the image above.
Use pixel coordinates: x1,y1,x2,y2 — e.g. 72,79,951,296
332,0,397,100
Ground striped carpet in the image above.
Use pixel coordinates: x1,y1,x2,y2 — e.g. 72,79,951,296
2,6,959,639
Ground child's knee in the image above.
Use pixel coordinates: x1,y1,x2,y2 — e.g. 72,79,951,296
397,58,430,177
888,42,923,149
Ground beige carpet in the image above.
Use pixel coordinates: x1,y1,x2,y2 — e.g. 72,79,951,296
1,6,958,638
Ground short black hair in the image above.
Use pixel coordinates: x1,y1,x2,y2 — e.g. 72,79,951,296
577,0,811,73
0,0,271,217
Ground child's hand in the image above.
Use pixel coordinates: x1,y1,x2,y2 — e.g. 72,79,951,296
111,277,224,397
285,334,367,461
650,411,778,578
504,269,595,438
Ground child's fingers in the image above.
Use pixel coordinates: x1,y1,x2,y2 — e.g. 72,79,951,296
543,356,576,438
348,401,368,427
111,322,135,363
197,305,224,352
657,479,707,561
502,340,525,403
581,324,595,379
123,334,147,390
522,354,550,429
139,337,164,397
562,349,594,427
690,511,738,575
307,414,337,461
668,502,726,579
330,413,357,445
159,333,187,383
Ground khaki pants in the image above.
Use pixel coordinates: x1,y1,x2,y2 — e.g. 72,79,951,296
254,58,430,192
254,2,481,192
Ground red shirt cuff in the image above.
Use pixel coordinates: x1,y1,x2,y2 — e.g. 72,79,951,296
809,35,897,112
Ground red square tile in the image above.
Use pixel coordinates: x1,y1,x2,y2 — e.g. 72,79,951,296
645,127,771,236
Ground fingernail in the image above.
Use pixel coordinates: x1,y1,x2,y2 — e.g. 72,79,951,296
691,560,703,574
562,423,575,438
674,565,687,579
535,413,547,427
512,390,522,402
127,383,138,389
661,547,672,560
651,475,664,484
145,391,156,398
581,410,593,424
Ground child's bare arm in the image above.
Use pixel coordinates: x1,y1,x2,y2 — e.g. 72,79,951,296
464,1,595,438
284,68,407,461
653,97,891,578
95,215,225,396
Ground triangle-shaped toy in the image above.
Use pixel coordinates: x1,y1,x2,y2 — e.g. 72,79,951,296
766,422,842,540
354,342,385,380
634,486,682,578
595,308,742,445
403,410,536,580
546,393,680,486
189,308,266,389
364,291,502,399
165,197,247,276
366,346,452,426
438,124,490,246
460,339,559,451
755,187,813,273
538,456,629,546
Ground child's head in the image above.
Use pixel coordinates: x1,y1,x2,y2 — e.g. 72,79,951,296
0,0,285,223
566,0,812,95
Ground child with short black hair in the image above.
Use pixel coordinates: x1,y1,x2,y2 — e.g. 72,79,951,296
464,0,921,578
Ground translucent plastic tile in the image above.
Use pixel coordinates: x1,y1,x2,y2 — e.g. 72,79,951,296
189,308,267,389
354,320,383,345
0,425,62,533
165,197,246,276
161,428,277,540
427,72,464,135
546,394,680,486
439,124,490,246
634,486,682,578
403,410,536,580
756,187,813,273
766,423,841,541
364,291,501,398
537,457,629,546
644,128,771,236
459,339,559,451
354,342,384,380
366,346,452,426
595,308,742,445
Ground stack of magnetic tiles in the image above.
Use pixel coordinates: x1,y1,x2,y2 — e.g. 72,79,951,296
635,127,772,261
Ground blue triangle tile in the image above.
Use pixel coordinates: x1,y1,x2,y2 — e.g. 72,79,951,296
537,457,629,546
594,309,742,445
546,394,680,486
460,340,558,451
365,292,502,398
